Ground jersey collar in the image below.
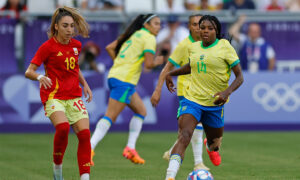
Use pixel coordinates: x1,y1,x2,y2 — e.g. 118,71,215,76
201,39,219,49
141,27,150,34
188,34,196,43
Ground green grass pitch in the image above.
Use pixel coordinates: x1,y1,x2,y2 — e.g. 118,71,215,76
0,132,300,180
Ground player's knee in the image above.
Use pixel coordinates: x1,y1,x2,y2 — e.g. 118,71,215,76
136,107,147,117
55,122,70,135
77,129,91,142
208,137,223,151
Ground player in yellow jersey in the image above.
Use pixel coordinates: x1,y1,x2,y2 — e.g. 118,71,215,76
90,14,164,165
164,15,244,180
150,14,209,171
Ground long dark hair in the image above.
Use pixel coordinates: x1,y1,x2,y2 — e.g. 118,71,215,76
3,0,26,12
115,14,156,55
199,15,232,42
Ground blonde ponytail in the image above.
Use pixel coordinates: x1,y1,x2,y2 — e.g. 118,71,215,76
48,6,89,39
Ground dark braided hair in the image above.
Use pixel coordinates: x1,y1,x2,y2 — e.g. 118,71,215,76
115,14,156,55
199,15,223,39
199,15,232,43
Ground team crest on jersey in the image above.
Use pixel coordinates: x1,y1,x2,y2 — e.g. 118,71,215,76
200,54,205,61
73,48,78,55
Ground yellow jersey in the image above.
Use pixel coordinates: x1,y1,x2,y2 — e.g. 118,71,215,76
168,35,196,96
108,28,156,85
185,39,240,106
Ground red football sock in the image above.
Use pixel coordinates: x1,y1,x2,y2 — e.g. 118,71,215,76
76,129,91,175
53,122,70,165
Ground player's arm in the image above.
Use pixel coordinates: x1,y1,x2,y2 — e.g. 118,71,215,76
79,70,93,103
144,52,164,69
267,46,276,71
25,63,52,89
268,57,276,71
105,40,118,60
165,63,191,93
151,61,175,107
214,63,244,105
229,15,246,43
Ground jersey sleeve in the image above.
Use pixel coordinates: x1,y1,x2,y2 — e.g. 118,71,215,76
31,42,50,66
168,42,186,68
224,40,240,68
143,35,156,55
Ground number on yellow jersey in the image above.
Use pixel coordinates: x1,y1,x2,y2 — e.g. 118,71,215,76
119,40,132,58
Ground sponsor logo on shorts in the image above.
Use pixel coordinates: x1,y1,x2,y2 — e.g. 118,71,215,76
182,106,187,111
51,104,55,110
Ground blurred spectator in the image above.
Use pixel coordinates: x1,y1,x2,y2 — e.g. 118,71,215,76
185,0,223,11
266,0,283,11
156,14,189,67
229,15,276,72
223,0,255,10
79,41,104,73
156,0,186,13
56,0,88,9
253,0,285,10
285,0,300,12
0,0,27,19
87,0,123,11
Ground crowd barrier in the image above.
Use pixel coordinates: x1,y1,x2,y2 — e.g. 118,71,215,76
1,17,300,74
0,72,300,133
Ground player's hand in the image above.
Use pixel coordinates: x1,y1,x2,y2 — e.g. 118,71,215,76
165,74,176,93
151,90,161,107
39,76,52,89
213,91,229,106
83,85,93,103
154,56,164,66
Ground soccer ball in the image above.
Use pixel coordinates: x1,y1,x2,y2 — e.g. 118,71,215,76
187,169,214,180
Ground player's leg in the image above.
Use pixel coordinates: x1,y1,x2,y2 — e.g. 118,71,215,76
90,78,129,153
72,118,91,180
191,123,209,170
66,97,91,180
165,114,198,180
90,98,126,149
46,100,69,180
201,107,224,166
163,96,182,161
90,98,126,165
125,92,147,164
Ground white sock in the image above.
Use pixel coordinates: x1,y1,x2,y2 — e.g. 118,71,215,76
191,124,204,165
127,114,144,149
53,163,63,179
80,173,89,180
166,154,181,179
90,116,112,150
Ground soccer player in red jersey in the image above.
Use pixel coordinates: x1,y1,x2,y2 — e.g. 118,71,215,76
25,7,92,180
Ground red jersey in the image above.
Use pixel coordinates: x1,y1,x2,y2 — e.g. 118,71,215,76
31,37,82,104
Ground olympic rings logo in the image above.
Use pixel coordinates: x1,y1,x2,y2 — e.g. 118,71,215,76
252,82,300,112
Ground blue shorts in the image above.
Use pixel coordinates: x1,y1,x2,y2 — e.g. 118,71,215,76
178,96,204,130
108,78,136,104
177,97,224,128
